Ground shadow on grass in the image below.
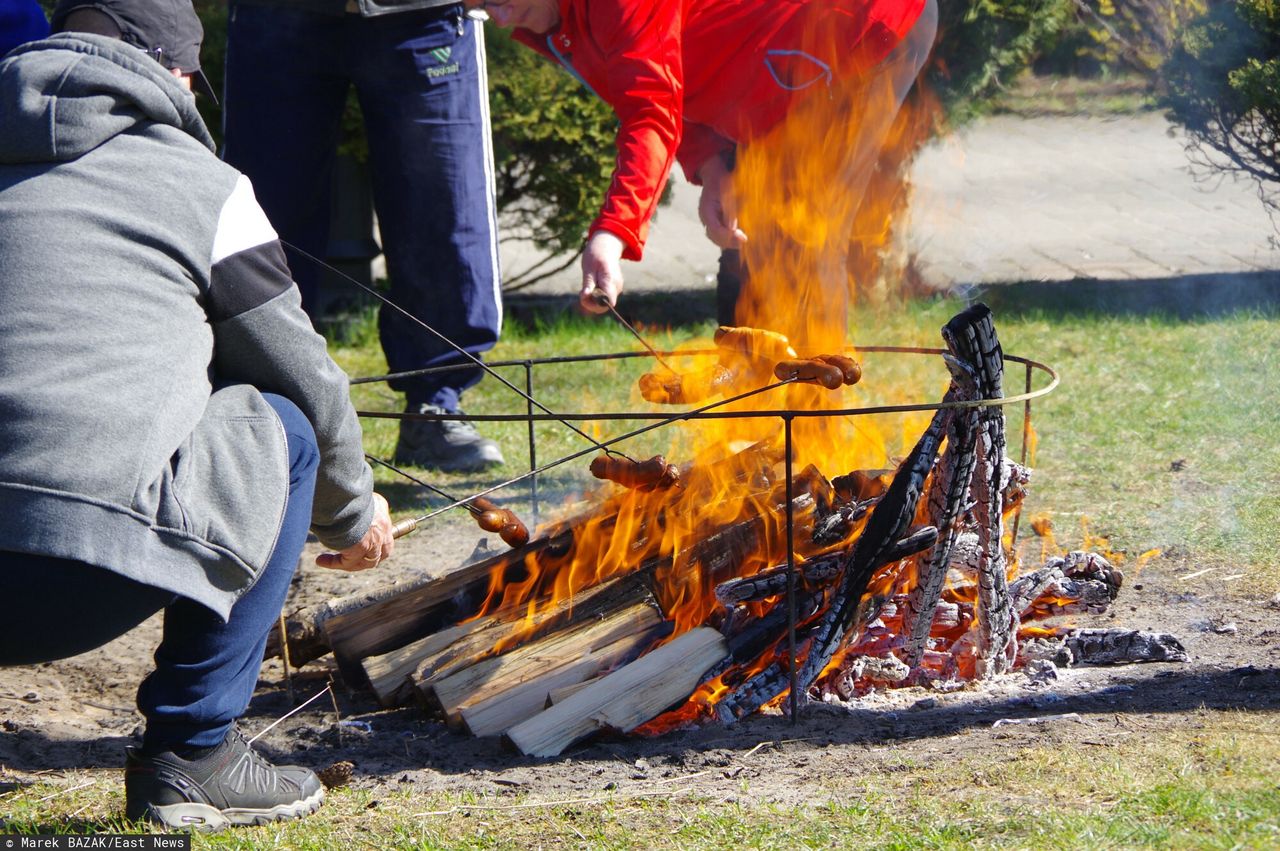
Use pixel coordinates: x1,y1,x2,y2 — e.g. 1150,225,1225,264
0,818,137,835
5,664,1276,776
971,270,1280,320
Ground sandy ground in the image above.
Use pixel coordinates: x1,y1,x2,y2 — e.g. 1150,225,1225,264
3,507,1278,807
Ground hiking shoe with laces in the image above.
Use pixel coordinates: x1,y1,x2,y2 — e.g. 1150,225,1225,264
393,403,504,472
124,727,324,830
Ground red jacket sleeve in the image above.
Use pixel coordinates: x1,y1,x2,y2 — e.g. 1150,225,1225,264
581,0,684,261
677,122,735,186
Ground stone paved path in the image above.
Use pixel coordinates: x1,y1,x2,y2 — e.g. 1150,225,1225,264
502,112,1280,301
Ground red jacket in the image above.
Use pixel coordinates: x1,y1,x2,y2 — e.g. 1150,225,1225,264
515,0,926,260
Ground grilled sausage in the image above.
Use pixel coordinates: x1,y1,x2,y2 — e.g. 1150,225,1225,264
773,358,844,389
638,364,734,404
470,497,530,548
589,454,681,491
713,326,797,362
814,353,862,385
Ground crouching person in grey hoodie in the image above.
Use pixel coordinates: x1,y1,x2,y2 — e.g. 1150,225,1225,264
0,0,397,830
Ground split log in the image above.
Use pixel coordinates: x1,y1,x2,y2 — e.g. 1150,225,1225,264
546,676,602,707
460,618,668,737
321,530,574,680
423,600,665,728
362,571,654,706
505,627,728,757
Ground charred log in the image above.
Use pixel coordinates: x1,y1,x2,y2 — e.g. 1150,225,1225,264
902,356,981,671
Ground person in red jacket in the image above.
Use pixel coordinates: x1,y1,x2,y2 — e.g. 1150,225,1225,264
470,0,936,324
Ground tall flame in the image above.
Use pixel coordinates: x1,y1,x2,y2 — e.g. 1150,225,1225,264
477,20,954,694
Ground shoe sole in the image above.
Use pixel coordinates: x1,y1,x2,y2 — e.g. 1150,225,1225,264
145,787,325,831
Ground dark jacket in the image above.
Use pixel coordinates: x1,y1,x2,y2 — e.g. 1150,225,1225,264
0,34,374,619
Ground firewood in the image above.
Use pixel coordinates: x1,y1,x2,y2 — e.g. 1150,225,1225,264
505,627,728,757
902,356,980,670
713,555,842,605
1008,553,1121,622
945,305,1017,679
363,618,487,707
362,571,654,707
547,676,602,707
423,601,665,727
1021,629,1188,666
322,530,572,681
1061,628,1187,665
461,626,666,737
790,389,954,701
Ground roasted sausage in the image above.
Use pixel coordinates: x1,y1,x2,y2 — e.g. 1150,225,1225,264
638,364,734,404
713,326,797,363
814,353,862,385
773,358,844,389
469,497,530,548
589,454,680,491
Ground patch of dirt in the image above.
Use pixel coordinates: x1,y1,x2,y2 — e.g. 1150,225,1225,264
3,515,1279,808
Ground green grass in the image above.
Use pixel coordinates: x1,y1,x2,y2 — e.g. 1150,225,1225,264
990,72,1159,118
4,710,1279,848
7,291,1278,845
335,293,1280,583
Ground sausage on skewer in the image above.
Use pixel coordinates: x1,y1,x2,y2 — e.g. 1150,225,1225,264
470,496,530,548
638,363,734,405
589,454,681,491
773,358,844,389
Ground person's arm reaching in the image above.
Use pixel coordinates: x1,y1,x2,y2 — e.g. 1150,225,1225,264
572,0,685,311
204,175,393,567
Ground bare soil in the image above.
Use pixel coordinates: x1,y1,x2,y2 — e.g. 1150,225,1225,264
3,515,1278,807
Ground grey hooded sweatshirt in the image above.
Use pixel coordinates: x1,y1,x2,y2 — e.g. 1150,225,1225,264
0,34,374,620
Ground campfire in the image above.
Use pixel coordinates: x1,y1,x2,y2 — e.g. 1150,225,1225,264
272,304,1186,757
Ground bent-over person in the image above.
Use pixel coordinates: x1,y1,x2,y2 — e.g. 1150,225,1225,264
0,0,394,830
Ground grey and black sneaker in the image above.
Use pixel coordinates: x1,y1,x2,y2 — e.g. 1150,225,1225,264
124,727,324,830
393,403,504,472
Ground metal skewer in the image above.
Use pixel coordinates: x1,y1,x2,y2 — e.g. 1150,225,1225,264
366,454,529,548
590,289,677,374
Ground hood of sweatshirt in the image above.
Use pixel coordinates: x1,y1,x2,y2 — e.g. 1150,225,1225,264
0,32,213,164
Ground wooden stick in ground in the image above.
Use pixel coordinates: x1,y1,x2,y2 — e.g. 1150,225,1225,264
277,611,296,705
505,627,729,757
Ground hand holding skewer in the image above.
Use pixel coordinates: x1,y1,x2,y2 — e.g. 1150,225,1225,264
317,492,395,570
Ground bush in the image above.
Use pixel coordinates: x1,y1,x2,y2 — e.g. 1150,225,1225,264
484,27,617,284
1074,0,1209,75
1162,0,1280,214
928,0,1077,120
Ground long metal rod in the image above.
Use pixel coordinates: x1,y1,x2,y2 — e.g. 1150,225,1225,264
784,415,798,725
1009,360,1035,552
525,359,539,529
595,292,677,374
350,344,1021,387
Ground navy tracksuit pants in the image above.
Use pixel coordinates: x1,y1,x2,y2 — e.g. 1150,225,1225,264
0,395,319,753
221,3,503,413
